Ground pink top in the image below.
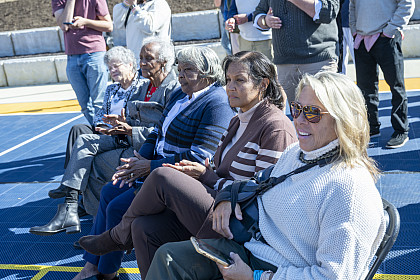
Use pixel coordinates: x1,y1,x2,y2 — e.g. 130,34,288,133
354,31,398,52
52,0,109,55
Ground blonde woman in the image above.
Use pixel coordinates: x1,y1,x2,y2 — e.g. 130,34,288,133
145,72,386,280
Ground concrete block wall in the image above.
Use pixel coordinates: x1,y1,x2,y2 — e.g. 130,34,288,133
3,57,59,86
0,32,14,57
413,0,420,20
172,10,220,41
0,61,7,87
0,10,221,58
1,8,420,87
12,27,63,56
402,24,420,58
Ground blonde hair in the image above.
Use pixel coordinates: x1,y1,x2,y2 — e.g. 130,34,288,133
296,72,380,180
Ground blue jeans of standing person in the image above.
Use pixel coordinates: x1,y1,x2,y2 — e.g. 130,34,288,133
354,32,409,134
218,11,232,55
83,182,136,274
66,51,108,125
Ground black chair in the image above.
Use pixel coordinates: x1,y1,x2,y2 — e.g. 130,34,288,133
365,198,400,280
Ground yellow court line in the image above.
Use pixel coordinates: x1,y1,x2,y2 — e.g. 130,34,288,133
378,77,420,92
0,78,418,115
374,274,420,280
0,99,80,114
0,264,419,279
0,264,140,279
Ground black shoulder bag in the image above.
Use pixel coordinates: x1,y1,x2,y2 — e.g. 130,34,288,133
214,158,331,244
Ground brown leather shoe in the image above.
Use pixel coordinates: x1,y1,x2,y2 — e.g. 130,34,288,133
79,230,131,256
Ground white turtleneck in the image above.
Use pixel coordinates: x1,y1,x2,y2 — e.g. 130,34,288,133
244,140,385,279
220,101,261,162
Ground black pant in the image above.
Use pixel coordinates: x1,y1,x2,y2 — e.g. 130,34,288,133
354,32,409,134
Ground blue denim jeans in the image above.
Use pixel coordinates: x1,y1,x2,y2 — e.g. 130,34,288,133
66,52,108,125
83,182,136,274
218,11,232,55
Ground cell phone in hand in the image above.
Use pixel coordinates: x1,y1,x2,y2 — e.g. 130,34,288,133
190,237,234,267
63,22,74,25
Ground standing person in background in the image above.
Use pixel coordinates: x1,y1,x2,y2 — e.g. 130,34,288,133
253,0,339,104
52,0,112,125
225,0,273,60
112,0,171,65
223,0,240,54
350,0,414,148
340,0,354,74
215,0,232,55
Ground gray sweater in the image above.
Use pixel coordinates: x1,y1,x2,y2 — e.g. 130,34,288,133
253,0,339,65
349,0,415,36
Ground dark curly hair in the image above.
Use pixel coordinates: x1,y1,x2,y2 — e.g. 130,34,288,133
222,51,285,110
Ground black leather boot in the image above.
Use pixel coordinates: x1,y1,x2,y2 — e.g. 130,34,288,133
48,184,67,199
29,203,81,236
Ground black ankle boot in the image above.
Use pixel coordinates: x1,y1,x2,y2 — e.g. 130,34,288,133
48,184,67,199
29,203,81,236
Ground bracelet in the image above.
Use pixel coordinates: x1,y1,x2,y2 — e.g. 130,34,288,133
253,270,264,280
261,270,274,280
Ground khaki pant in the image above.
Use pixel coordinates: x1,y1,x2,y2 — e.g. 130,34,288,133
276,59,338,104
238,35,273,61
230,33,240,54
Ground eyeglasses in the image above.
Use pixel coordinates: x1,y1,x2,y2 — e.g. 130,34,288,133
290,101,329,123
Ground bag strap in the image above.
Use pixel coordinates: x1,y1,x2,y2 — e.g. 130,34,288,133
257,157,329,195
124,6,132,28
227,158,330,213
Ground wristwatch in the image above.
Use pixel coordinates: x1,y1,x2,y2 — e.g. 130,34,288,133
261,16,267,27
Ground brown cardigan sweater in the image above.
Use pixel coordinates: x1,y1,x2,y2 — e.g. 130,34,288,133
199,100,297,191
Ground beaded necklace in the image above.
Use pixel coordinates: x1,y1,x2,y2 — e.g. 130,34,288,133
145,83,157,102
299,146,339,164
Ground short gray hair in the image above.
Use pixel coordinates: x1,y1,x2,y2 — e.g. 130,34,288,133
104,46,137,73
176,46,223,84
142,37,175,74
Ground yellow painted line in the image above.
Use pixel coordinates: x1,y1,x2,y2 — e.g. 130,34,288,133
0,264,418,279
0,99,80,114
374,274,420,279
0,78,418,115
379,77,420,92
0,264,140,279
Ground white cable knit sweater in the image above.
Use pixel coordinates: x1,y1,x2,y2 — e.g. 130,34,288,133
245,140,386,279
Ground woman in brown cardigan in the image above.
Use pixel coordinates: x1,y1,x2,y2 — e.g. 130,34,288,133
79,51,298,277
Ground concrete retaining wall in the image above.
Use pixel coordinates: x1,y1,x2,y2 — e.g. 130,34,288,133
172,10,220,42
0,10,221,58
1,8,420,87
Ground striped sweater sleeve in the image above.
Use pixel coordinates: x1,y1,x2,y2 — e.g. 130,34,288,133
149,98,234,170
213,127,296,191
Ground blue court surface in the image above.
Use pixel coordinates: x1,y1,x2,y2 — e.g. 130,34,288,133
0,89,419,279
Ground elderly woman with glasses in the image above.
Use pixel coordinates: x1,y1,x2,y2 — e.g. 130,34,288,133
79,51,298,278
71,46,235,280
30,38,179,233
143,72,386,280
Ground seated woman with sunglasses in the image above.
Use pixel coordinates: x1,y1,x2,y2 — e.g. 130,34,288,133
79,51,297,278
144,72,386,279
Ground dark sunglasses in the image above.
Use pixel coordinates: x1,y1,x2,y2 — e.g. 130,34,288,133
290,101,329,123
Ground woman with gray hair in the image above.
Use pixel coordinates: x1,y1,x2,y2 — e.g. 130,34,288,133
30,39,179,236
142,72,386,279
79,51,298,278
61,46,139,170
74,46,235,279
